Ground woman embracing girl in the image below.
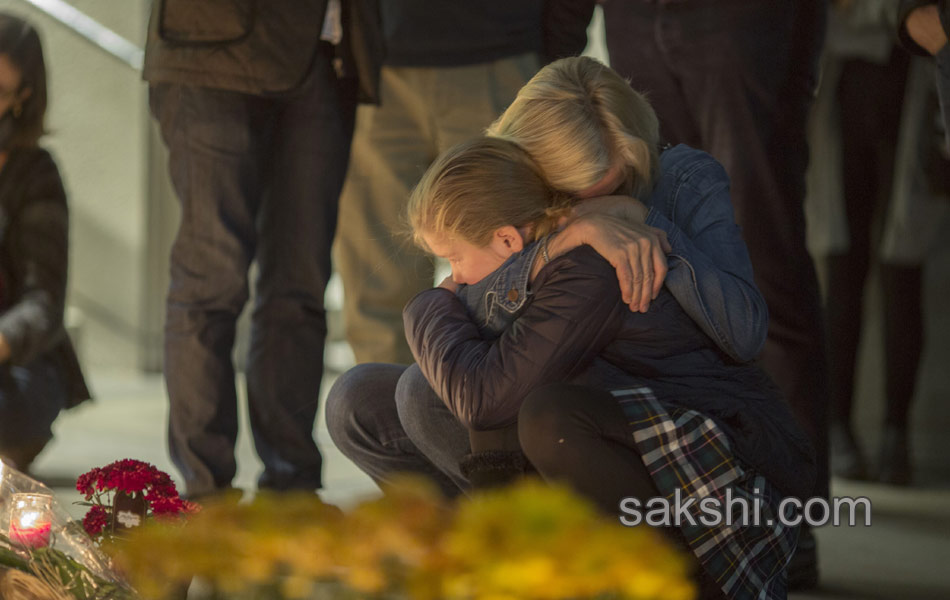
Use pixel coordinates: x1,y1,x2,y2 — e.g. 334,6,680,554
400,134,814,600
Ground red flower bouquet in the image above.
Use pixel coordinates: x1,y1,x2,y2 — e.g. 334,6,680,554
76,459,199,543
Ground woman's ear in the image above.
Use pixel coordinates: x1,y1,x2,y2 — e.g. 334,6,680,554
12,87,31,117
494,225,525,252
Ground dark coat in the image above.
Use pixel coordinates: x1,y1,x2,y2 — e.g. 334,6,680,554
142,0,384,103
404,246,816,500
0,148,90,408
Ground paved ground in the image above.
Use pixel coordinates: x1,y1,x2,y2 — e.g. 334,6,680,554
26,366,950,600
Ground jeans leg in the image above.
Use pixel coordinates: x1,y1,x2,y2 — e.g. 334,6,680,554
151,82,269,497
325,363,460,498
394,363,471,493
246,47,358,492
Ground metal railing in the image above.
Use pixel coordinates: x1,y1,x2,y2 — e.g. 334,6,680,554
17,0,144,70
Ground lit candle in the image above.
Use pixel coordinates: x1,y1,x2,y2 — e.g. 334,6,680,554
8,493,53,549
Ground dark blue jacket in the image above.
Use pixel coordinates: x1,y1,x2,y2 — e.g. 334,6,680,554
405,246,815,499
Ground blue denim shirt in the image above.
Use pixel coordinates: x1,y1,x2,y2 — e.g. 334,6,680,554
457,144,768,362
456,239,544,339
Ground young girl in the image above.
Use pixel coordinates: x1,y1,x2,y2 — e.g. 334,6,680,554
402,135,814,600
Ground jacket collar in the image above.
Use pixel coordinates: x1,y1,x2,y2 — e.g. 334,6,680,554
458,238,543,325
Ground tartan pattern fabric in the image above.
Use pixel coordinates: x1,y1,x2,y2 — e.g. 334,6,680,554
612,387,798,600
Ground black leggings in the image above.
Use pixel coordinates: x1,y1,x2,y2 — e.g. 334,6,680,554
517,383,726,600
517,383,661,514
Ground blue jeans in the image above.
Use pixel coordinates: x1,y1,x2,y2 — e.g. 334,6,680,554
0,358,66,465
150,44,357,496
325,363,469,498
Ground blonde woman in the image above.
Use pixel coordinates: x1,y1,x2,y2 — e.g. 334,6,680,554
488,56,767,363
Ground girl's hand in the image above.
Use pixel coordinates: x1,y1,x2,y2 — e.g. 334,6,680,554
438,276,459,293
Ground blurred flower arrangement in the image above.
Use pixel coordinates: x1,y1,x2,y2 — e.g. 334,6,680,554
116,477,696,600
2,458,199,599
76,459,199,545
0,459,135,600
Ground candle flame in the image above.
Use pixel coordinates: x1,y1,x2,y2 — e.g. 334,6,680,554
18,510,40,528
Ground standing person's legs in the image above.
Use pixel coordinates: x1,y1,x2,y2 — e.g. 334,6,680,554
603,3,827,587
602,1,701,147
336,53,538,365
325,363,460,498
878,263,923,485
248,46,358,491
607,0,830,499
825,50,910,480
431,53,539,152
151,82,269,498
335,66,439,366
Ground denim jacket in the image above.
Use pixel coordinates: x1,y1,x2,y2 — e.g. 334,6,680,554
457,144,768,362
456,240,543,339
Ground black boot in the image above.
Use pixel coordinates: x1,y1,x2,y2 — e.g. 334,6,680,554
459,450,530,490
461,424,531,490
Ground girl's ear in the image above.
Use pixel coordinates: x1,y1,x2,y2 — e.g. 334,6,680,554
495,225,524,252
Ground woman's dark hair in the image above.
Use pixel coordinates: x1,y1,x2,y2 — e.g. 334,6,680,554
0,12,47,147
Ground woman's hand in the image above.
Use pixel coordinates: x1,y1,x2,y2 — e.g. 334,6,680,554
906,5,948,56
551,196,671,313
438,276,459,294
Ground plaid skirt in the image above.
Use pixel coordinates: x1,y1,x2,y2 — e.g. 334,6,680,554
612,387,799,600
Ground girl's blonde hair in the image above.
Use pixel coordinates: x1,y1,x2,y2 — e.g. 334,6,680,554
408,136,573,250
487,56,660,199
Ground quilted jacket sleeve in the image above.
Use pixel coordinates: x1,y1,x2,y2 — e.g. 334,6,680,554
0,151,69,365
404,247,625,430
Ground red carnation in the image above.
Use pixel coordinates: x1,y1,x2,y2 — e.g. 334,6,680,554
82,504,109,537
149,496,186,516
76,468,100,498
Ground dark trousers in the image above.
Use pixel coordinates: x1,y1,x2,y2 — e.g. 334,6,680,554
825,50,922,431
602,0,830,498
0,358,66,469
150,45,357,497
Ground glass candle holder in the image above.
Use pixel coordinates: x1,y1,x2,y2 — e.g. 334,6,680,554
8,492,53,548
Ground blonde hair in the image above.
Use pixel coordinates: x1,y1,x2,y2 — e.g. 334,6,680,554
408,136,573,250
487,56,660,198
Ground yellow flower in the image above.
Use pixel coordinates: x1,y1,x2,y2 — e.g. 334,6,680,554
115,477,693,600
